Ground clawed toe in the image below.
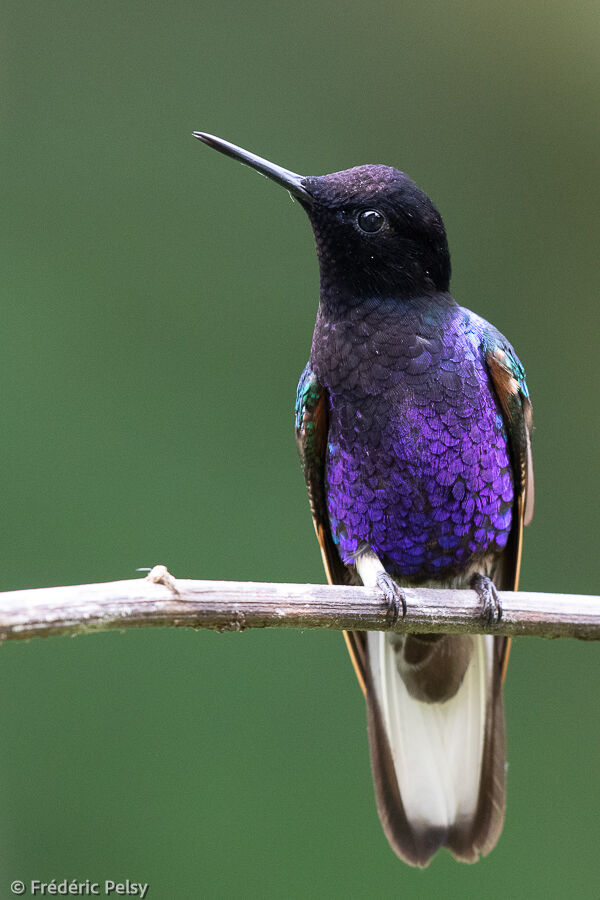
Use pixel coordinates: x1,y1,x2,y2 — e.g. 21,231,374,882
470,573,502,625
376,572,407,625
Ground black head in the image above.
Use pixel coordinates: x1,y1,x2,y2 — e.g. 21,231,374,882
193,133,451,301
302,166,450,299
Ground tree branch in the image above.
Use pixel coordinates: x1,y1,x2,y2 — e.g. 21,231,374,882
0,565,597,644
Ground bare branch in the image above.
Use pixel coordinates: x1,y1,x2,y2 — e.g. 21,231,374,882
0,565,597,644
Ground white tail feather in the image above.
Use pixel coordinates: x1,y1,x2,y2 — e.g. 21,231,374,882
366,631,493,830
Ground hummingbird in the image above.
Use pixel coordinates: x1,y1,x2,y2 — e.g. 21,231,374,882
193,132,534,866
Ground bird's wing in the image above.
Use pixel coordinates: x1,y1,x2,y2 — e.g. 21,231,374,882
295,364,368,689
484,334,534,591
295,363,348,584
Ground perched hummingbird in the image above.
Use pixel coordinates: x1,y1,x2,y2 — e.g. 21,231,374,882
194,132,534,866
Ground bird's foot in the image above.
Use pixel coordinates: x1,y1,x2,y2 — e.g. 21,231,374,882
470,573,502,625
376,571,407,626
354,546,407,626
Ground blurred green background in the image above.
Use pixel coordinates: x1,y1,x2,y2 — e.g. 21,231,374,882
1,1,599,897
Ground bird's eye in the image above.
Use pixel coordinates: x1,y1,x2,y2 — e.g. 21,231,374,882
357,209,386,234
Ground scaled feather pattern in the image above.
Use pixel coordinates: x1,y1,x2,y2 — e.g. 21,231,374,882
306,297,521,578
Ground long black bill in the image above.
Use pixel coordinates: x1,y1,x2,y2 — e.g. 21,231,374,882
192,132,313,204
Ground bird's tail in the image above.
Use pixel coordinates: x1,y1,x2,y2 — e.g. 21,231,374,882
362,630,506,866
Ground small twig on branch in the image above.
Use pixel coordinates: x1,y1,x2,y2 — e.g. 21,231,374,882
0,565,597,644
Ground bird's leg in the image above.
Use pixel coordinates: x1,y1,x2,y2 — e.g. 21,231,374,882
470,573,502,625
354,545,407,625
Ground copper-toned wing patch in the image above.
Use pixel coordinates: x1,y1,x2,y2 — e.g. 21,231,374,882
487,346,534,533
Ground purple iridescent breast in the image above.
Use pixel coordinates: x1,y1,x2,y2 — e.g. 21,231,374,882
313,298,514,578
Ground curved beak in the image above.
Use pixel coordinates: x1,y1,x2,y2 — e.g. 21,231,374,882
192,132,313,205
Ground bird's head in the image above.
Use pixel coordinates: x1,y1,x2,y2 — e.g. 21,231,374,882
193,133,451,301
